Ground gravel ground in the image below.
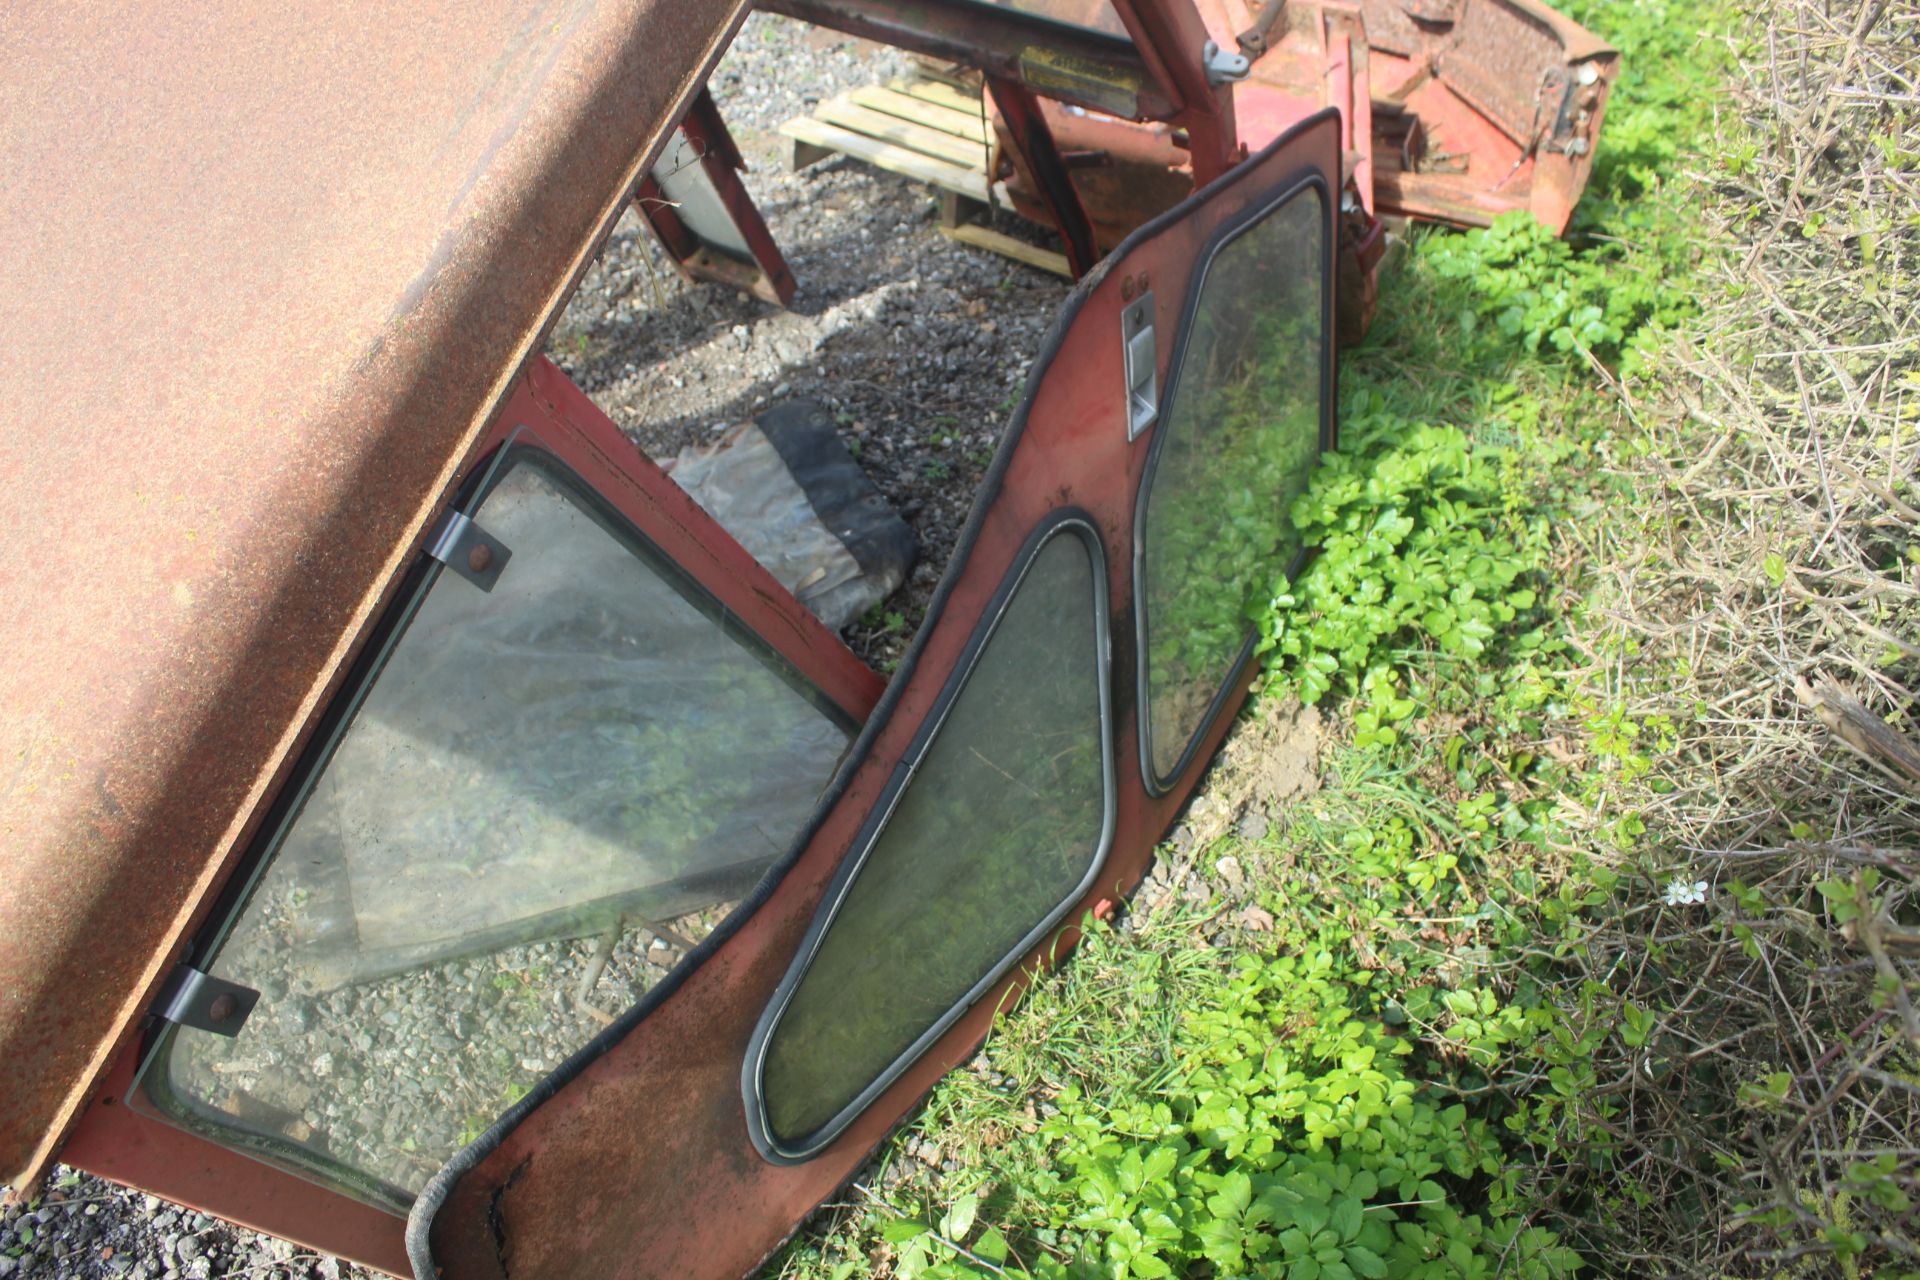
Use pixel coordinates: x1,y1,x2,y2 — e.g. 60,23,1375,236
547,16,1071,668
3,15,1209,1279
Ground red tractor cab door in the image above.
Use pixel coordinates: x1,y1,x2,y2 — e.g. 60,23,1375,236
67,357,881,1276
413,107,1342,1280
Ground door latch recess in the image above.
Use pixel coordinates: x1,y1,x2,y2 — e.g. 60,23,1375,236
1122,292,1158,441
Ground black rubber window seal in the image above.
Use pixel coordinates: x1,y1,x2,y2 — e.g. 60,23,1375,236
741,509,1117,1164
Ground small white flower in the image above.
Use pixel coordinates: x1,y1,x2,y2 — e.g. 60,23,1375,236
1664,877,1709,906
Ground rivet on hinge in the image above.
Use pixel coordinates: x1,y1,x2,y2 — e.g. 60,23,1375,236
155,966,259,1038
428,510,512,592
1203,39,1252,85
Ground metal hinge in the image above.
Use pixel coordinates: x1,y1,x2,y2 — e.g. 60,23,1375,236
1122,291,1158,441
1203,39,1251,85
428,510,512,592
154,966,259,1038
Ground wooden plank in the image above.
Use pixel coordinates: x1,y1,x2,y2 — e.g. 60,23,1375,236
893,77,986,119
848,85,987,143
778,117,989,199
790,136,835,169
939,190,989,230
847,84,987,143
814,98,988,170
939,222,1072,278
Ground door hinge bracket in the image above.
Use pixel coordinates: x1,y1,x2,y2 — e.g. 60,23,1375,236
1203,39,1252,85
1122,292,1158,441
428,510,512,592
154,966,259,1038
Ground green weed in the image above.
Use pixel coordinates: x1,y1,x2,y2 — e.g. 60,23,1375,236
762,0,1857,1272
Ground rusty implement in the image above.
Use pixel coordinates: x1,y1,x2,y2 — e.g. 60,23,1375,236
990,0,1615,237
775,0,1610,337
1354,0,1617,231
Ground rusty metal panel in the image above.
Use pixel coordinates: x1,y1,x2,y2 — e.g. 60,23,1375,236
414,110,1343,1280
1439,0,1594,146
0,0,748,1193
765,0,1179,119
1358,0,1616,230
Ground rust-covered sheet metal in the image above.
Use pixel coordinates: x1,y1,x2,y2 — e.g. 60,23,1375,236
1358,0,1617,232
0,0,747,1193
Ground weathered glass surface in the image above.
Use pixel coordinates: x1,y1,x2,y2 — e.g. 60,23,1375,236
1139,190,1325,784
156,453,851,1202
762,527,1108,1150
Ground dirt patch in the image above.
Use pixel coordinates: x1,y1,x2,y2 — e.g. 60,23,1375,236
1176,698,1324,852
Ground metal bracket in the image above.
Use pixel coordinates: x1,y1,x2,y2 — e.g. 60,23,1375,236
1236,0,1291,57
154,966,259,1038
1122,292,1158,441
428,510,511,592
1202,39,1251,85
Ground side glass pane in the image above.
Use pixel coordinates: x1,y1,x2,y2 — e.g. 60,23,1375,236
1138,187,1326,787
757,521,1112,1156
149,452,853,1205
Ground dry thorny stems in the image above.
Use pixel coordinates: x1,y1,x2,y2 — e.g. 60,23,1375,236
1575,0,1920,1268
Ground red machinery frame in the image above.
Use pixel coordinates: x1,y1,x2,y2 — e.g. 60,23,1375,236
767,0,1613,333
635,87,800,306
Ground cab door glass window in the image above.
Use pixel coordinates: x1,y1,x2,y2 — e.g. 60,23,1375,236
148,452,854,1206
752,519,1113,1158
1137,186,1328,789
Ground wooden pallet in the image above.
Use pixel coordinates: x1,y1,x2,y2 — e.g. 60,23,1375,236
780,78,1072,279
783,78,991,198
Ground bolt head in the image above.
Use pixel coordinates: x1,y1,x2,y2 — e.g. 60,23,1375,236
1120,276,1135,301
467,543,495,574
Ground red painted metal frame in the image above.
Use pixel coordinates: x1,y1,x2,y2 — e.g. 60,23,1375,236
635,172,703,258
416,109,1341,1280
57,355,884,1278
986,76,1101,278
62,1054,412,1276
1108,0,1242,183
636,87,800,306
